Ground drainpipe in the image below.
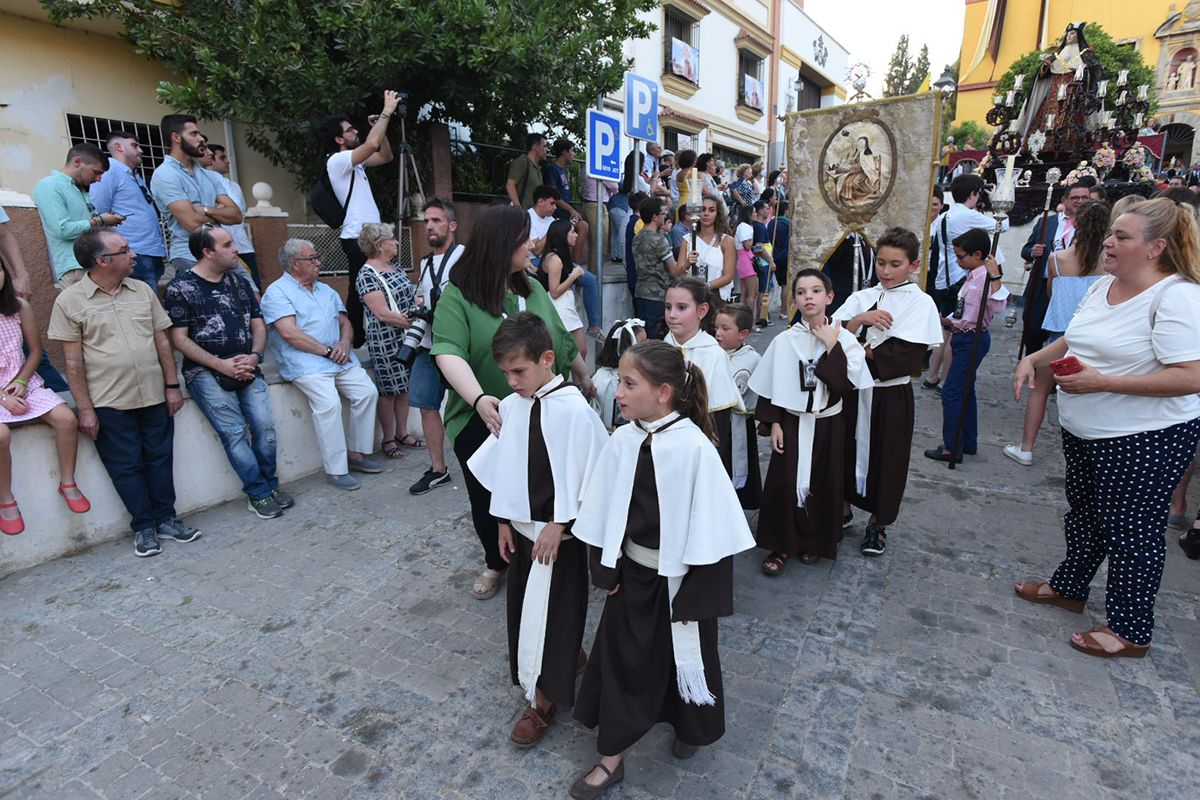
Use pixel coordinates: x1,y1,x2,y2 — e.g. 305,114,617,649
222,119,240,183
767,0,783,169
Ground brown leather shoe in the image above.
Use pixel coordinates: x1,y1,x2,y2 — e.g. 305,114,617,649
510,702,556,747
1014,580,1085,613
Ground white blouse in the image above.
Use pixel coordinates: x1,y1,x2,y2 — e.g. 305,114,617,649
1060,274,1200,440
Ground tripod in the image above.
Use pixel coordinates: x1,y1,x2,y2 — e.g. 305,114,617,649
393,101,426,225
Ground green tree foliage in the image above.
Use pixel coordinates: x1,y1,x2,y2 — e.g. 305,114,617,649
41,0,655,192
993,24,1156,120
949,121,989,147
883,36,931,97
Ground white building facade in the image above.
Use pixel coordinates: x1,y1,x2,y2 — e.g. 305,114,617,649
612,0,849,168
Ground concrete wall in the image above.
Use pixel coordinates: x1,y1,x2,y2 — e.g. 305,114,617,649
0,7,306,217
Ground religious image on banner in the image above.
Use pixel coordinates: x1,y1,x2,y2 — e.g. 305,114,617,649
820,121,893,212
671,39,699,84
786,93,940,308
743,75,765,111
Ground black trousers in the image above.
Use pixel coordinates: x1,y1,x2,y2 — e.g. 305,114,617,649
339,237,367,347
452,412,506,572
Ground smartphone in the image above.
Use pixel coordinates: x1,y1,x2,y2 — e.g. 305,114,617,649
1050,356,1083,376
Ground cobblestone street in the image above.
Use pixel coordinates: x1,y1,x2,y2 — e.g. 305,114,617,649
2,322,1199,800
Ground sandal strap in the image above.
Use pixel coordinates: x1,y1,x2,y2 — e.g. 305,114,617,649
0,501,18,509
59,482,78,489
596,763,614,779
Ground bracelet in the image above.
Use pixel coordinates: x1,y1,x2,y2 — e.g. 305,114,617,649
13,378,27,386
380,112,392,119
165,383,181,390
472,392,488,411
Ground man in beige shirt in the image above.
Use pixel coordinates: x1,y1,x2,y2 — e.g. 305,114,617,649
48,227,200,558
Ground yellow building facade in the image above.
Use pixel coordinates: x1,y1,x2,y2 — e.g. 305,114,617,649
957,0,1200,164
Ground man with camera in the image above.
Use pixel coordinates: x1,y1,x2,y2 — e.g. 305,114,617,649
404,197,462,495
317,90,401,348
165,226,291,519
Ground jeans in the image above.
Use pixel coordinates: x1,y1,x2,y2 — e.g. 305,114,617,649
576,268,601,329
608,206,629,260
132,255,165,288
93,404,176,532
941,330,991,454
634,297,666,340
188,372,279,500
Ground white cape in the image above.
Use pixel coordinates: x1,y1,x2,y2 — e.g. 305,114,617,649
468,375,610,526
574,413,754,578
728,345,761,488
748,321,872,506
664,331,744,413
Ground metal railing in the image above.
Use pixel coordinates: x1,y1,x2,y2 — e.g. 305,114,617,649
285,224,413,278
449,138,586,204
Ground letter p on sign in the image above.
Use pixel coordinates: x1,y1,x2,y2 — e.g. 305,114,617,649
624,73,659,142
586,109,623,181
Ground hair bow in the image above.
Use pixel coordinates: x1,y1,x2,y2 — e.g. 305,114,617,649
610,318,645,340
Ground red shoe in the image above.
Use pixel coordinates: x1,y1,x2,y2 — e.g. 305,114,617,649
0,501,24,535
58,483,91,514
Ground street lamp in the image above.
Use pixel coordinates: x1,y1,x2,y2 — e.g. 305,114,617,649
933,67,957,95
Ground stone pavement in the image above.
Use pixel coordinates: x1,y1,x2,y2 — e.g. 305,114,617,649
2,321,1199,800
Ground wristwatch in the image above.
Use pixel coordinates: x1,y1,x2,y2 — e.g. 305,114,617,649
251,351,264,362
165,383,181,390
325,345,334,358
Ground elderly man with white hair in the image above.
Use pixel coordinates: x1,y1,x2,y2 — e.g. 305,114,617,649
261,239,380,490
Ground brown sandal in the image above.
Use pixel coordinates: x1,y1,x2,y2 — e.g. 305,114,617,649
381,438,404,458
761,552,789,576
569,760,624,800
1070,626,1149,658
1013,580,1085,613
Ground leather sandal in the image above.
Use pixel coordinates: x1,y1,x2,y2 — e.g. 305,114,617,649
58,483,91,514
1013,580,1085,613
1070,626,1150,659
761,552,789,576
381,438,404,458
472,568,504,600
569,760,624,800
0,501,23,536
510,701,556,747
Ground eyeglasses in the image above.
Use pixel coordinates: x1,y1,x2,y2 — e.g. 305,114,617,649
292,255,322,262
100,246,132,258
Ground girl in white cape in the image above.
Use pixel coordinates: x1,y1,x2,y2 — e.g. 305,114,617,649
590,318,646,431
569,341,754,799
662,276,744,477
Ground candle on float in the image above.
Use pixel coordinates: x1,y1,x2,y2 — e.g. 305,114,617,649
993,94,1003,106
1135,112,1145,126
1118,90,1128,105
1045,113,1056,128
1118,69,1128,86
1138,84,1149,100
1001,155,1017,198
1097,79,1109,96
1075,64,1085,80
1014,75,1025,90
1006,90,1015,105
1057,85,1067,101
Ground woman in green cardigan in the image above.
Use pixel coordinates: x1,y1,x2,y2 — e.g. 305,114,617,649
432,205,595,600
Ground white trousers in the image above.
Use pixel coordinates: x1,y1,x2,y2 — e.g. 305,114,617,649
291,365,379,475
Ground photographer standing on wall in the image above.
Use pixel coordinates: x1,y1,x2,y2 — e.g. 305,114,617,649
317,90,401,348
405,197,462,496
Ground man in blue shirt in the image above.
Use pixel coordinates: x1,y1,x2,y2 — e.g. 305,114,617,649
91,130,167,287
261,239,380,490
150,114,241,277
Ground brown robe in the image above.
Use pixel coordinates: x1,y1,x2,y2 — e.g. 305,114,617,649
842,339,929,527
754,344,853,559
574,427,733,756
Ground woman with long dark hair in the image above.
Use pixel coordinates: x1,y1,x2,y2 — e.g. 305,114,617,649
542,219,589,358
432,206,595,600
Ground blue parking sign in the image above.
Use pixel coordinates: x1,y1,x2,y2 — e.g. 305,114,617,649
586,109,623,181
624,73,659,142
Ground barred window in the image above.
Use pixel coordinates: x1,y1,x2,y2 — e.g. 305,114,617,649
66,114,168,184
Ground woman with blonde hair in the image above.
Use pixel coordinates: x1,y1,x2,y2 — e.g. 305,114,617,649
355,222,424,457
1013,197,1200,658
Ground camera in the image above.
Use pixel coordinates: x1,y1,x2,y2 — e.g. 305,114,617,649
397,306,434,368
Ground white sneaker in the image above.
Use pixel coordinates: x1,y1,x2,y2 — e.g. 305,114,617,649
1003,445,1033,466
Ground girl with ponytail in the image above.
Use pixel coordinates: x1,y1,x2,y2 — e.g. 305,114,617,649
569,340,754,797
1013,196,1200,658
663,276,743,476
591,318,647,431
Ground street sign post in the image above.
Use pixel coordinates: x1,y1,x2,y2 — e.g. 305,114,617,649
585,108,623,181
624,72,659,142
